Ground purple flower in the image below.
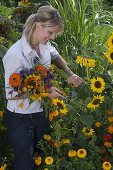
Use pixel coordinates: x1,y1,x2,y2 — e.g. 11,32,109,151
72,91,77,98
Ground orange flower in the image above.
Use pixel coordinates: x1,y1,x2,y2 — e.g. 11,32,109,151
35,65,47,77
104,141,112,148
107,116,113,123
9,73,21,87
106,110,112,115
107,125,113,134
95,122,102,127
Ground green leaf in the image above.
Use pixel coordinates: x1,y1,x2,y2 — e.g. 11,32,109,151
79,115,94,128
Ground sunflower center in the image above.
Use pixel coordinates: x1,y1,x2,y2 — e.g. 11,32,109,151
92,99,100,105
80,150,84,154
110,52,113,60
95,81,101,88
57,102,64,109
86,129,90,133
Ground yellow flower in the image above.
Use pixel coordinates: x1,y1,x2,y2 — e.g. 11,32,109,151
107,33,113,47
77,149,87,158
82,127,95,136
104,142,112,148
95,122,102,127
35,156,42,166
43,134,51,141
106,48,113,64
45,156,53,165
87,95,104,110
54,141,59,148
0,111,4,118
75,56,96,67
49,110,59,121
107,125,113,134
52,98,68,115
102,161,112,170
107,116,113,123
44,168,49,170
68,150,76,157
0,164,7,170
90,77,105,93
61,139,70,144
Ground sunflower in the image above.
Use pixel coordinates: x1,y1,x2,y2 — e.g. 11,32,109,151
9,73,22,87
75,56,84,65
90,77,105,93
45,156,53,165
102,161,112,170
107,33,113,47
106,48,113,64
77,149,87,158
75,56,96,67
43,134,51,141
82,127,95,136
35,156,42,166
68,150,76,157
52,98,68,115
87,95,104,110
49,110,59,121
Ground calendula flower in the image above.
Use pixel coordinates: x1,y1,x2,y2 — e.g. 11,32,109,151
35,156,42,166
102,161,112,170
87,95,104,110
82,127,95,136
68,150,76,157
107,33,113,47
107,125,113,134
106,48,113,64
104,142,112,148
52,98,68,115
45,157,53,165
9,73,22,87
43,134,51,141
90,77,105,93
77,149,87,158
95,122,102,127
107,116,113,123
61,139,70,144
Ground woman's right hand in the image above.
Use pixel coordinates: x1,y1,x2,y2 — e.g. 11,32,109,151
48,87,65,99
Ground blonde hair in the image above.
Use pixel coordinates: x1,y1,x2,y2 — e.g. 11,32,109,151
23,5,63,45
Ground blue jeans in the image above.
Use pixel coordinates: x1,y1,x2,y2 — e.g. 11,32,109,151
4,109,49,170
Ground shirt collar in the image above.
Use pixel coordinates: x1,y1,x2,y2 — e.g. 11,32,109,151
21,34,33,56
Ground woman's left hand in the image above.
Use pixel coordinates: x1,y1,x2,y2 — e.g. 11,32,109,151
67,74,83,87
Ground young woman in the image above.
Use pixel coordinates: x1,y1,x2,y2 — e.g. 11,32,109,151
3,5,83,170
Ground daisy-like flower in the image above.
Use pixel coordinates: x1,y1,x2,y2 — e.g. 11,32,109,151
106,110,112,115
107,33,113,47
107,116,113,123
87,95,104,110
82,127,95,136
107,125,113,134
90,77,105,93
68,150,76,157
106,48,113,64
35,65,47,77
75,56,96,67
52,98,68,115
43,134,51,141
45,156,53,165
49,110,59,121
77,149,87,158
95,121,102,127
35,156,42,166
9,73,22,87
102,161,112,170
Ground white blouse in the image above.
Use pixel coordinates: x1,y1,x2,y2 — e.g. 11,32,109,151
2,35,59,114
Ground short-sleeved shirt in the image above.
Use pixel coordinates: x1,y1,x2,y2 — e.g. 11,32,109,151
2,35,59,114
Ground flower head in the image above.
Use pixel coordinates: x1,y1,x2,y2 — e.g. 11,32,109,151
45,156,53,165
90,77,105,93
77,149,87,158
82,127,95,136
9,73,21,87
87,95,104,110
68,150,76,157
102,161,112,170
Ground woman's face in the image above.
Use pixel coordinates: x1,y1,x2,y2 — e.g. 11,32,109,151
33,23,60,45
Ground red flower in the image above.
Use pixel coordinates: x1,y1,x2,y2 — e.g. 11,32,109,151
103,134,112,141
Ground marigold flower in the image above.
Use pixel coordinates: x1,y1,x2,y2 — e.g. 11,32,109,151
104,141,112,148
68,150,76,157
45,157,53,165
95,121,102,127
77,149,87,158
102,161,112,170
43,134,51,141
35,156,42,166
107,125,113,134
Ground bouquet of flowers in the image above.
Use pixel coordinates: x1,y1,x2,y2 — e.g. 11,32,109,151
8,64,54,102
